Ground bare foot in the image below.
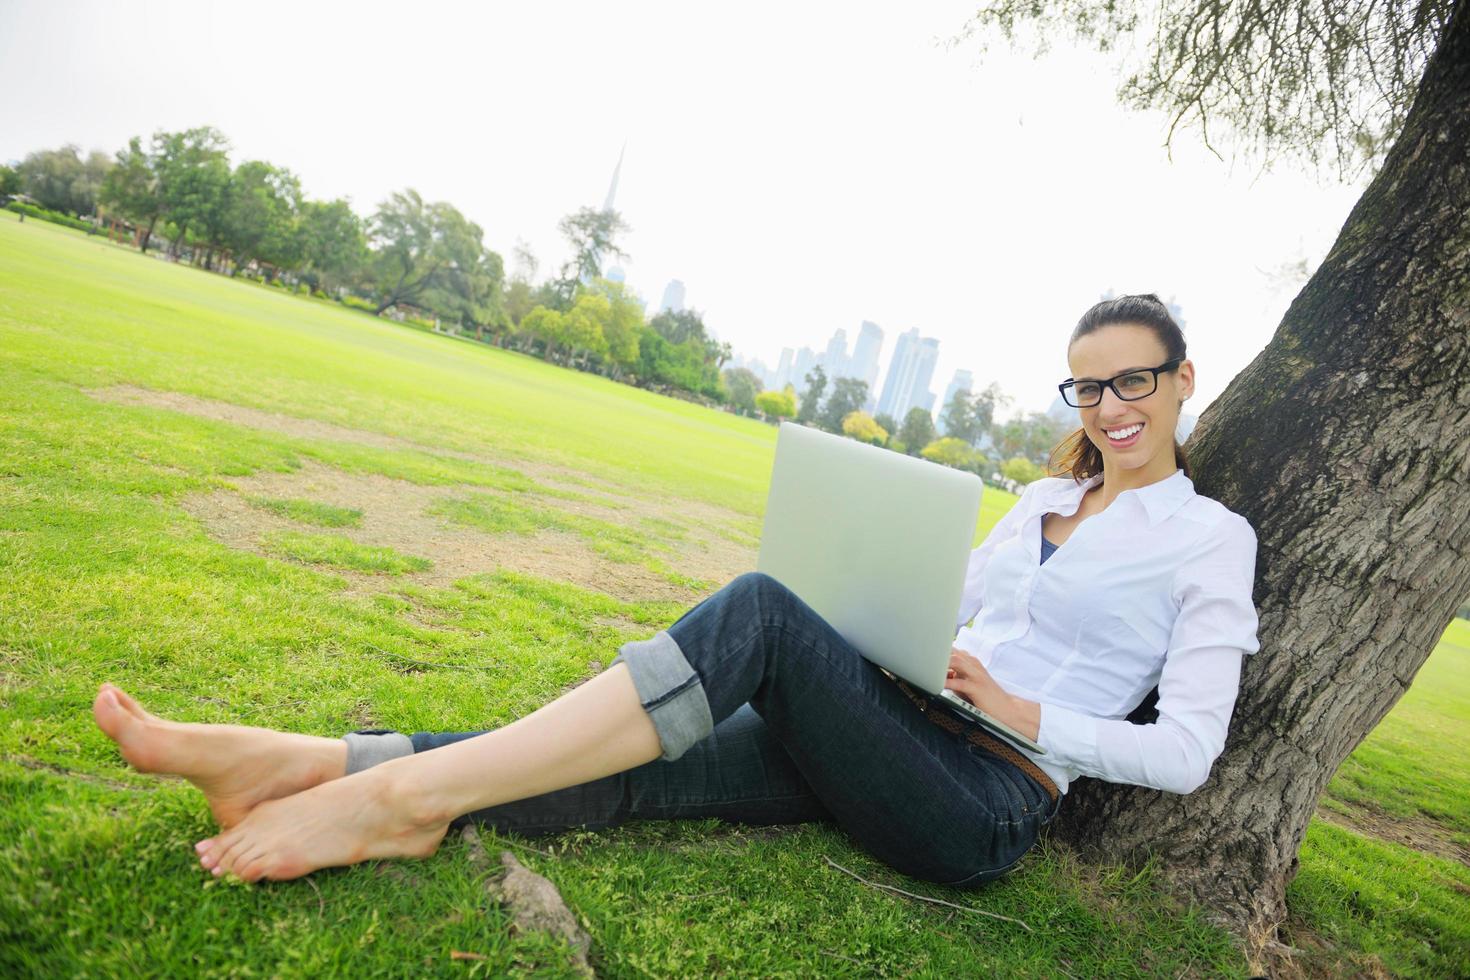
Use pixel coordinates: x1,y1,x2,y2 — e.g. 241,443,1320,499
92,683,347,828
194,762,448,881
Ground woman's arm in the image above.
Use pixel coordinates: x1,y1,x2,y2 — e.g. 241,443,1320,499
948,514,1261,795
1042,515,1260,794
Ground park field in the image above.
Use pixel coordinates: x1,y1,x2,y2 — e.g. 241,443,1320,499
1,210,1465,977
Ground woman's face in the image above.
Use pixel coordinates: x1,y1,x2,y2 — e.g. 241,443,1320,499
1066,323,1194,476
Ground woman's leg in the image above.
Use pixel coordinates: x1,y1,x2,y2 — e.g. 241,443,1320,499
197,572,1052,885
366,703,831,837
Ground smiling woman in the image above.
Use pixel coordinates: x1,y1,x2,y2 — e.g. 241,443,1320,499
91,290,1260,896
1052,294,1195,489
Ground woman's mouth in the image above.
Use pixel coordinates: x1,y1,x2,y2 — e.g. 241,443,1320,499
1102,421,1144,448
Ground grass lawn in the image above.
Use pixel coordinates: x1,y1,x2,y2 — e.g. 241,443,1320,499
1,210,1465,976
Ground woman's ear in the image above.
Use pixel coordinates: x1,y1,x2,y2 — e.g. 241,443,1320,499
1177,359,1196,402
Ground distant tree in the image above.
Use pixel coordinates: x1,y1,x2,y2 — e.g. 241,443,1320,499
0,164,19,199
796,365,828,425
502,242,541,337
1000,456,1045,485
819,377,870,432
921,436,981,470
897,407,936,456
554,206,630,302
299,199,368,293
874,412,899,443
941,381,1006,446
562,293,610,366
755,388,797,421
841,410,888,445
512,239,539,283
98,137,163,252
648,309,706,345
520,306,565,359
632,328,722,399
152,127,232,267
990,411,1068,465
971,382,1006,435
583,278,644,377
368,190,483,316
503,278,538,329
721,367,763,415
221,160,303,276
939,389,974,441
428,209,506,340
17,144,111,216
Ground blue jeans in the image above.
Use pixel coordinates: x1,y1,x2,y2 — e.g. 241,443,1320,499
349,572,1061,889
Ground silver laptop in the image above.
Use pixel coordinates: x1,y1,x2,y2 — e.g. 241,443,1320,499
756,421,1044,754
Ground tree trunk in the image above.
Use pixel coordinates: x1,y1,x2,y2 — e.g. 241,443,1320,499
140,214,156,254
1047,0,1470,953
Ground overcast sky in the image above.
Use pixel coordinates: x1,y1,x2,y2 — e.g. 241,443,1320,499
0,0,1371,417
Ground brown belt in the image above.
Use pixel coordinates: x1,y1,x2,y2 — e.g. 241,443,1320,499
885,670,1060,805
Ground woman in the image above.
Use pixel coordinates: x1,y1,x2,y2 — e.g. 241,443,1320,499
92,293,1260,887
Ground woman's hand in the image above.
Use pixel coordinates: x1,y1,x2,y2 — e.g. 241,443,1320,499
944,649,1041,742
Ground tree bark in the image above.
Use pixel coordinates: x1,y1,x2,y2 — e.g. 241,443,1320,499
1047,0,1470,951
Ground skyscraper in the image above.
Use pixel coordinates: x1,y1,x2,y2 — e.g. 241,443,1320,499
849,321,884,407
876,329,941,422
659,280,686,314
792,347,817,389
775,347,795,390
586,145,626,282
822,328,849,381
602,143,625,214
912,337,940,419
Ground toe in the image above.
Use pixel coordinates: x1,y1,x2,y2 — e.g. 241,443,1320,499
110,685,151,720
92,688,125,740
237,849,271,883
199,828,241,869
216,835,255,877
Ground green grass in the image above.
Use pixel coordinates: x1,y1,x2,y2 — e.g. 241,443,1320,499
1283,616,1470,976
1318,617,1470,850
249,496,364,528
427,492,694,582
0,209,1463,976
264,530,432,575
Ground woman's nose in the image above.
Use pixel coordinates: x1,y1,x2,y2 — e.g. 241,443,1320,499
1096,385,1130,416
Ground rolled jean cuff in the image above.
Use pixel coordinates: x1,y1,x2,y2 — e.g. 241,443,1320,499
610,629,713,762
342,730,414,774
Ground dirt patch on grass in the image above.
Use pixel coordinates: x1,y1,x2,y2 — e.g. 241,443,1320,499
181,464,686,601
92,385,759,594
178,460,750,604
1314,800,1469,866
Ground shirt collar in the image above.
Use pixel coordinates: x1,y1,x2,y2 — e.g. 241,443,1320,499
1045,469,1195,528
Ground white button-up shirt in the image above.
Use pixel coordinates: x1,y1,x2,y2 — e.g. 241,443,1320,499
953,468,1260,796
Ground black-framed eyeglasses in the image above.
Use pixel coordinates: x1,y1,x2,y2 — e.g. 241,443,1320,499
1058,358,1184,408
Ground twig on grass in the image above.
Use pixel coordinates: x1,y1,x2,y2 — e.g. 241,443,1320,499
239,698,309,718
304,874,324,918
818,948,865,967
463,824,555,860
822,856,1032,932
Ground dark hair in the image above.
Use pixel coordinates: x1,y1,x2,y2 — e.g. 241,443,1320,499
1047,293,1191,483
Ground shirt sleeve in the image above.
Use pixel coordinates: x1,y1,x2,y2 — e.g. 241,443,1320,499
954,481,1037,631
1034,513,1261,794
